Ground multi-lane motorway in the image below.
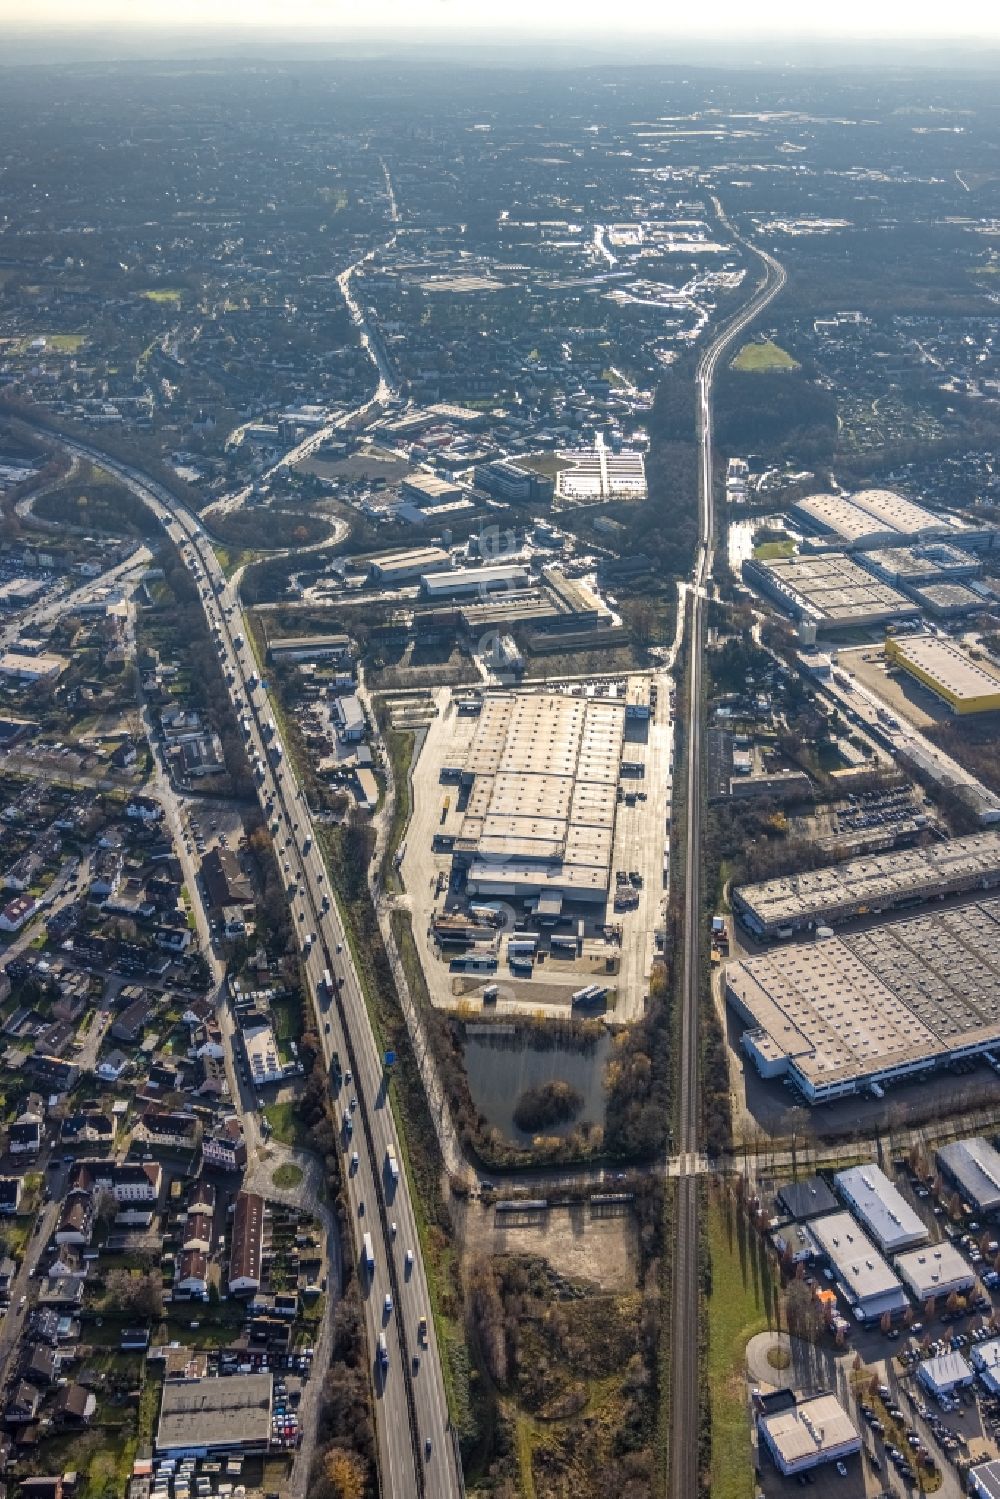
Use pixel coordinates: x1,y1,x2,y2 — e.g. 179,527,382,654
43,430,461,1499
667,206,786,1499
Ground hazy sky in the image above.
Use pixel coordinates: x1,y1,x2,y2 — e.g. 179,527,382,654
5,0,1000,39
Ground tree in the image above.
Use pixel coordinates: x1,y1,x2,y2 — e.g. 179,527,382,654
323,1449,366,1499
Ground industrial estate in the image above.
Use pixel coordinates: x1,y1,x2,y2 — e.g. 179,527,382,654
1,41,1000,1499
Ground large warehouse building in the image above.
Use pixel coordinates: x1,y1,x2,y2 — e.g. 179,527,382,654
450,690,626,904
366,546,452,584
420,564,531,600
732,832,1000,938
742,551,919,632
885,633,1000,715
726,896,1000,1103
156,1373,273,1457
792,489,951,549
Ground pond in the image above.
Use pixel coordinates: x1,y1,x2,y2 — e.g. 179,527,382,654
462,1029,612,1146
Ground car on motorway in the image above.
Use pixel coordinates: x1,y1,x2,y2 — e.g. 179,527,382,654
425,1438,432,1459
405,1249,413,1270
350,1152,359,1172
384,1293,393,1316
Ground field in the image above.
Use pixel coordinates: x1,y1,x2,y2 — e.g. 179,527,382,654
752,539,795,560
140,288,184,304
730,339,800,373
16,332,86,353
706,1184,780,1499
264,1098,308,1147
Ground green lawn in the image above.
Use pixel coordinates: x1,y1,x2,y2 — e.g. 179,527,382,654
140,288,183,304
273,1161,304,1190
17,332,86,353
521,451,574,480
264,1099,308,1148
730,339,800,373
752,539,795,560
707,1186,780,1499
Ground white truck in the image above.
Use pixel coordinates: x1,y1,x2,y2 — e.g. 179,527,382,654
362,1232,375,1272
386,1145,400,1186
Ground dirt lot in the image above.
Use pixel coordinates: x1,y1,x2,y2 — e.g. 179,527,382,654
297,444,409,484
455,1195,639,1292
839,643,948,730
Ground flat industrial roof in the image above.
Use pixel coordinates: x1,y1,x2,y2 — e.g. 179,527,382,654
858,542,979,581
733,832,1000,932
748,550,918,625
728,897,1000,1094
760,1394,859,1464
456,688,627,898
888,634,1000,703
794,488,945,545
156,1373,272,1453
809,1212,905,1305
834,1164,927,1252
895,1242,975,1301
937,1138,1000,1214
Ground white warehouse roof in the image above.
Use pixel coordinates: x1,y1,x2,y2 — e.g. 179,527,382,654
758,1394,860,1476
809,1211,908,1317
895,1242,975,1304
834,1164,928,1253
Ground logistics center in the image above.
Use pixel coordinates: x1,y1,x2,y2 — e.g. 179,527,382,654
726,895,1000,1103
885,632,1000,715
448,690,627,905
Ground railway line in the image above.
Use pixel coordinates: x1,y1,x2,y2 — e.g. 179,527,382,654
667,206,786,1499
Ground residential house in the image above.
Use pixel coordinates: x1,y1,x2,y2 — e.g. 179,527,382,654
135,1108,199,1153
182,1211,213,1255
202,1116,246,1173
96,1049,130,1083
0,1177,22,1215
55,1191,94,1247
28,1054,80,1091
175,1249,209,1298
0,1255,17,1299
52,1385,96,1426
0,895,38,932
8,1117,42,1156
6,1380,40,1424
228,1191,265,1296
111,995,155,1045
126,794,162,824
61,1111,116,1149
90,849,122,900
112,1162,162,1203
22,1347,58,1388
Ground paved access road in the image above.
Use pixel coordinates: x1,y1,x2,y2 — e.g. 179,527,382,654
668,205,786,1499
41,431,460,1499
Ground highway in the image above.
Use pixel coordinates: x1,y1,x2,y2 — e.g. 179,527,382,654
667,204,786,1499
41,431,462,1499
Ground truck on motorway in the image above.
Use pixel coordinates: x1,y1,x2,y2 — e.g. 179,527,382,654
377,1332,389,1367
321,968,333,995
362,1232,375,1272
385,1146,399,1185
